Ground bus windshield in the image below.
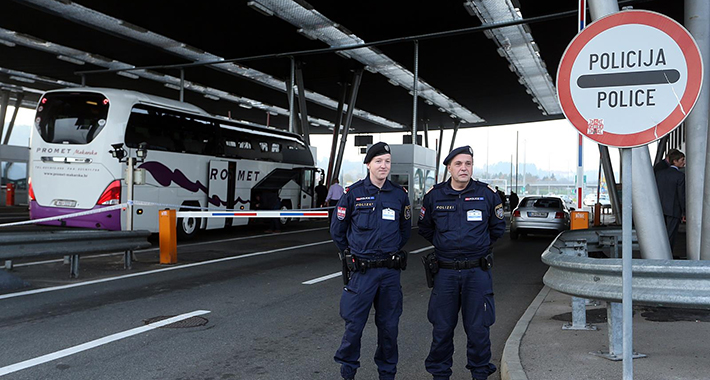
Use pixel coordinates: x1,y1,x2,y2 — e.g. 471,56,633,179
36,92,109,144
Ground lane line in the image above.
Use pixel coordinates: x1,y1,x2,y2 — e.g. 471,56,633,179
0,240,333,301
0,309,211,376
301,245,434,285
302,272,340,285
1,226,330,269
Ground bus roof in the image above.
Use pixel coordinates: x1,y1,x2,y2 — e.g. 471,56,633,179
41,87,307,143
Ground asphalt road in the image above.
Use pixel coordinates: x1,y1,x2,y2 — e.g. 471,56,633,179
0,220,552,380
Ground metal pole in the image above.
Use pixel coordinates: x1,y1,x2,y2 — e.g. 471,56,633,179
294,61,310,145
687,0,710,260
332,69,362,183
0,91,9,141
653,135,669,167
444,121,460,182
632,147,672,259
621,148,633,380
179,69,185,102
3,93,23,145
412,40,419,145
600,146,621,223
515,131,519,192
289,58,296,134
423,121,430,148
125,156,135,269
510,155,513,193
448,120,460,153
326,83,348,187
436,126,444,183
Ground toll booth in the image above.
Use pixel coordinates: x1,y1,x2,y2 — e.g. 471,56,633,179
387,144,437,227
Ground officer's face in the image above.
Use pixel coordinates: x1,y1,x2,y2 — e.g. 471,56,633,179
367,154,392,182
447,154,473,184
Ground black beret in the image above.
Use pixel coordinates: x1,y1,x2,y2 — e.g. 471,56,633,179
364,142,391,163
443,145,473,165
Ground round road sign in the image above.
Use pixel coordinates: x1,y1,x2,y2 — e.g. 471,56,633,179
557,10,703,148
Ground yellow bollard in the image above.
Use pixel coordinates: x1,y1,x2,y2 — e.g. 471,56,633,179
159,209,177,264
571,210,589,230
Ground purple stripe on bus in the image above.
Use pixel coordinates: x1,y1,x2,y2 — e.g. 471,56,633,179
29,201,122,231
139,161,249,207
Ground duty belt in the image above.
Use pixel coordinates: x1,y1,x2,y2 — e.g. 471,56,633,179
437,254,493,271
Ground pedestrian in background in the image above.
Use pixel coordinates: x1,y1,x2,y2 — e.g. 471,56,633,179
495,186,506,210
326,178,344,220
418,146,505,380
315,179,328,207
655,149,686,250
654,148,680,173
509,191,519,211
330,142,411,380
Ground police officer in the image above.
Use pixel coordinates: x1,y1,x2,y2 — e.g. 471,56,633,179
331,141,412,380
418,146,505,380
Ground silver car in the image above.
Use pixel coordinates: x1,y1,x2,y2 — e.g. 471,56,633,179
510,196,571,240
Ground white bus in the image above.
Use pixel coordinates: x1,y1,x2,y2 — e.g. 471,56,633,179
29,87,319,238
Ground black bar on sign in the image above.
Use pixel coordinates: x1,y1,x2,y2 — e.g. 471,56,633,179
577,69,680,88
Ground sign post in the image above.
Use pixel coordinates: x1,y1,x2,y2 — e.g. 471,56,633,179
557,10,703,380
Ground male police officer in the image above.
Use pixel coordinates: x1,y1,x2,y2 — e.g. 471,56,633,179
418,146,505,380
331,142,412,380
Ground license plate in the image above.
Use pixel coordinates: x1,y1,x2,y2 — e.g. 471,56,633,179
528,211,547,218
54,200,77,207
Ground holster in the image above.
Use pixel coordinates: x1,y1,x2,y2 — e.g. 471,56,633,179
480,252,493,271
339,249,352,285
392,250,408,271
421,253,439,288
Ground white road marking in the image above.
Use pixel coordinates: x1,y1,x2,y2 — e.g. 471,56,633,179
0,240,332,300
0,309,211,376
302,272,340,285
301,245,434,285
1,226,330,269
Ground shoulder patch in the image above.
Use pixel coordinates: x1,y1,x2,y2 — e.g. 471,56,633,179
495,203,504,219
404,205,411,220
419,206,426,220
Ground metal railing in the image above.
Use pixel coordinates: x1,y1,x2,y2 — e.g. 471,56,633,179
0,230,152,278
542,229,710,309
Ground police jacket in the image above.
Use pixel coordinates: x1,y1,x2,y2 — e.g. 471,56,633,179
418,179,505,260
330,176,411,257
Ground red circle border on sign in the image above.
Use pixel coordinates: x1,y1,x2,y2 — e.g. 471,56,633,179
557,10,703,148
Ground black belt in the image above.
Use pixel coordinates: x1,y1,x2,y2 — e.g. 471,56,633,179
437,254,493,271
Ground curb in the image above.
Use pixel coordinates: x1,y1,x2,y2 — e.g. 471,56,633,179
501,285,551,380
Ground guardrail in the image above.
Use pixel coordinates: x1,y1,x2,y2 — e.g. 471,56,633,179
0,230,152,278
542,228,710,309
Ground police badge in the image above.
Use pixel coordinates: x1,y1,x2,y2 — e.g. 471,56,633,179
495,203,504,219
404,205,411,220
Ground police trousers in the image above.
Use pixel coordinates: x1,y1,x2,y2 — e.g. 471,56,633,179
335,268,403,380
425,267,496,380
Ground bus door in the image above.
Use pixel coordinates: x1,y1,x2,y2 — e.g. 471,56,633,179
300,168,316,209
207,160,236,229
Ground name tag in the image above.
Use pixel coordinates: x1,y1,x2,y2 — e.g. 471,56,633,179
467,209,483,222
383,208,395,221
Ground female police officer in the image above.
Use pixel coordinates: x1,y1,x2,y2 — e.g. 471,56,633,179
330,142,411,380
418,146,505,380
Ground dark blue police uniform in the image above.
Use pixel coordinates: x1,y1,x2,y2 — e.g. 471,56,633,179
418,178,505,380
331,175,411,380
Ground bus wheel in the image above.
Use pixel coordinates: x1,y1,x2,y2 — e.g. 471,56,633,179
177,202,201,240
279,200,292,227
